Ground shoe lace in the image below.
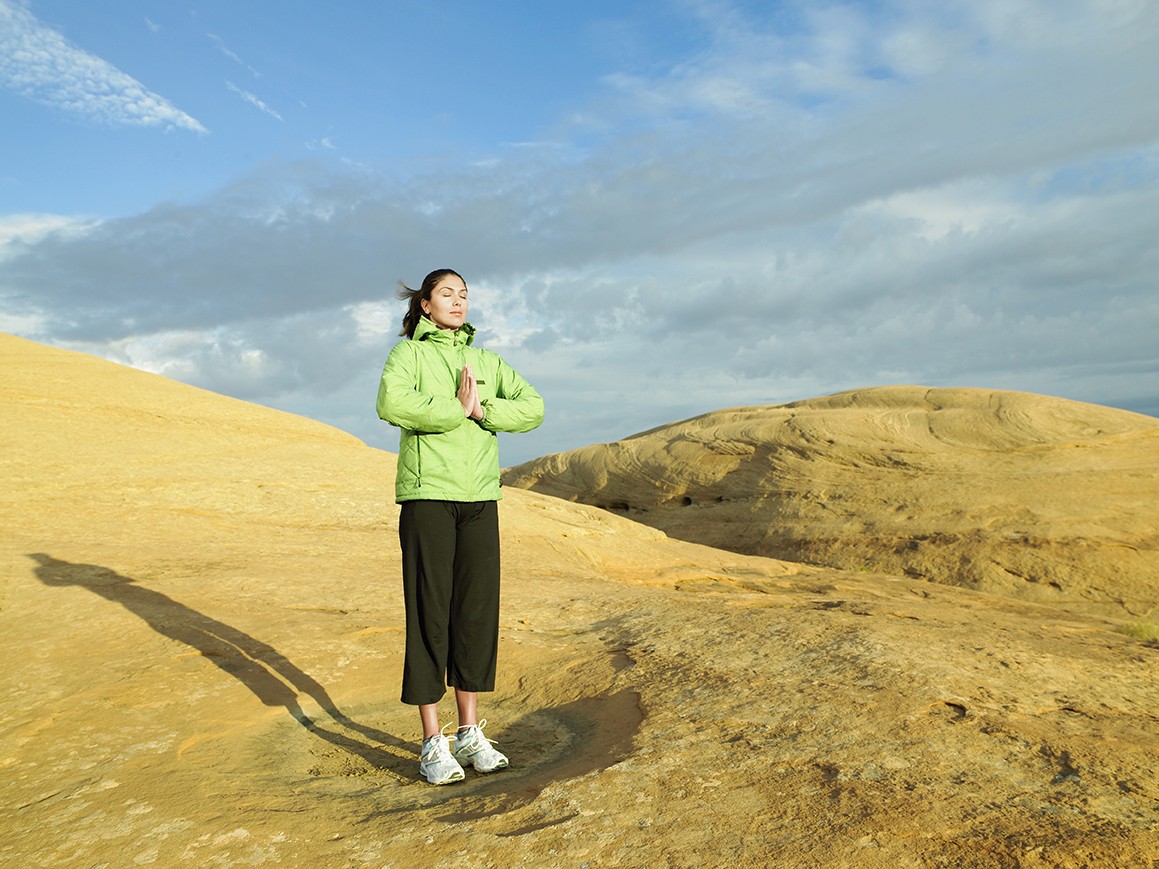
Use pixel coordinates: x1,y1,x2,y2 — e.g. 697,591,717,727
459,719,500,749
423,724,457,761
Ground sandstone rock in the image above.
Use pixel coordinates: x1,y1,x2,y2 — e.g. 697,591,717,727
504,386,1159,620
2,335,1156,866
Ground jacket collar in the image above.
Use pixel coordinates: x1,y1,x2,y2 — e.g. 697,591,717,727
413,316,475,346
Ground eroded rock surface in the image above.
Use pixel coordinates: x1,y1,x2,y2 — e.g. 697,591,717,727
3,335,1157,867
505,386,1159,620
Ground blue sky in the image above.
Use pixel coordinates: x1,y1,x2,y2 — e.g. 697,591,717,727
2,0,1157,466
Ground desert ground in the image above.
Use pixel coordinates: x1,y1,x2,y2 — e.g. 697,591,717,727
2,332,1157,867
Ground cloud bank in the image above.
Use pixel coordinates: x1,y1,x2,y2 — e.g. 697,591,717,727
2,0,1157,465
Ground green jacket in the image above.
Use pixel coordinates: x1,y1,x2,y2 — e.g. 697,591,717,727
376,317,544,503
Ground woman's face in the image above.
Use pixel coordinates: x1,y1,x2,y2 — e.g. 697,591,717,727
421,274,468,330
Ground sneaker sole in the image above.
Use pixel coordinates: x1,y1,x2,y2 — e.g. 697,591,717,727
455,754,508,773
423,769,465,785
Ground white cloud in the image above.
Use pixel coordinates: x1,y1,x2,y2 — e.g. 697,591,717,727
0,0,206,132
307,137,337,152
0,212,97,253
226,80,283,121
208,33,261,78
854,181,1027,241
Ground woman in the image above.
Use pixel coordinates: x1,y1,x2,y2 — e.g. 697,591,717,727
376,268,544,785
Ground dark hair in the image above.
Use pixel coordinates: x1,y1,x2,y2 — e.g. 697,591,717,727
397,268,465,338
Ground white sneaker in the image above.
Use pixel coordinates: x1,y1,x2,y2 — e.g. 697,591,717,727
452,720,509,773
419,730,465,785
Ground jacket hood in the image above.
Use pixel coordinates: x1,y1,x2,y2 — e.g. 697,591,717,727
414,316,475,345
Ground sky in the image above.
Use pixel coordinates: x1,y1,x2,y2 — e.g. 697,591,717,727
2,0,1157,467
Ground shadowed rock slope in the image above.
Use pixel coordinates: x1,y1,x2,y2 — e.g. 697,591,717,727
504,386,1159,620
3,335,1157,867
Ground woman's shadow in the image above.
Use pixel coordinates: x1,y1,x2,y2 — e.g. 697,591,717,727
28,553,419,781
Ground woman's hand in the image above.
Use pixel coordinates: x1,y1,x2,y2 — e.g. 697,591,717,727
458,365,485,420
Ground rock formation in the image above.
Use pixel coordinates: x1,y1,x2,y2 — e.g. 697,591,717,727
2,334,1156,867
504,386,1159,620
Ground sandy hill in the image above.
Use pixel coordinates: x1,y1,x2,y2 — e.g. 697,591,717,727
504,386,1159,620
2,334,1157,867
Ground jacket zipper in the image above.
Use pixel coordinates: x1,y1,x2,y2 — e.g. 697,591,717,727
414,435,422,489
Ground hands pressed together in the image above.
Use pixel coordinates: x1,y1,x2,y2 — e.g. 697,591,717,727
458,365,485,421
